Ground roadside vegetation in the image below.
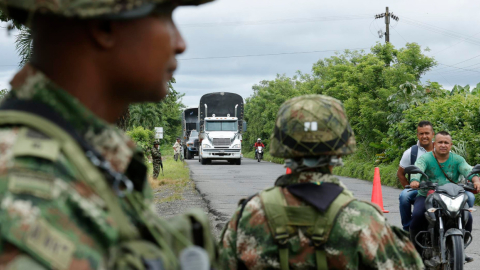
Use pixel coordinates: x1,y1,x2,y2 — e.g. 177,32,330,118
242,42,480,203
243,150,284,164
147,145,191,203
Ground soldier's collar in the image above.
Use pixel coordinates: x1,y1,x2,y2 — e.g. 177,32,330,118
275,172,342,186
7,64,140,174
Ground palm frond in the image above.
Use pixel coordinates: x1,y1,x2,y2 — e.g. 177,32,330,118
15,27,33,67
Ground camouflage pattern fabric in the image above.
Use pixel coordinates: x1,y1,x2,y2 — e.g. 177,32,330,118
0,64,205,269
151,146,162,179
270,95,356,159
0,0,214,19
219,172,424,270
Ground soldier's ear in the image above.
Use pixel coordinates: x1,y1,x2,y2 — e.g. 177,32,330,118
87,20,116,49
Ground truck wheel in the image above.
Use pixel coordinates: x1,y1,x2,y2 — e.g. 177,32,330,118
201,158,208,165
186,150,191,160
236,159,241,165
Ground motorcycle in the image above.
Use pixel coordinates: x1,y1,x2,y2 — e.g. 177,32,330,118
255,146,263,162
404,165,479,269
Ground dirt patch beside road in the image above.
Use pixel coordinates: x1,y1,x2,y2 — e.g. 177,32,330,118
152,161,224,239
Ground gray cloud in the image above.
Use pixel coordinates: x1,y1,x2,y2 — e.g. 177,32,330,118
2,1,480,106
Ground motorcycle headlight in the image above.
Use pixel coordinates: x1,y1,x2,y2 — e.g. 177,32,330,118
439,194,464,212
202,144,212,149
232,144,241,149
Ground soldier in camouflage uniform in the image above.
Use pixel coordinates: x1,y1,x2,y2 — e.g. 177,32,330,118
0,0,218,269
151,141,163,179
219,95,424,270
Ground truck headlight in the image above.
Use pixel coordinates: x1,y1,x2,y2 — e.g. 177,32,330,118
187,143,193,147
232,144,241,149
439,194,464,212
202,144,212,149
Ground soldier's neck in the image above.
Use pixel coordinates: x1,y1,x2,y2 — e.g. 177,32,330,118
31,58,129,124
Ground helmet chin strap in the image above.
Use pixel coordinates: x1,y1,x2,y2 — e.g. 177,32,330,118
285,156,344,172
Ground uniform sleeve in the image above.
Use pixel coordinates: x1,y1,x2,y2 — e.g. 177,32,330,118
0,128,107,270
399,148,411,169
411,155,427,182
218,206,241,270
332,201,424,269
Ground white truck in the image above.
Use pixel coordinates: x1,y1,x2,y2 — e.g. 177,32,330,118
198,92,244,165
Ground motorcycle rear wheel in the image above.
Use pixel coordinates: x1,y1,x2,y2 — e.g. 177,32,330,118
444,235,464,270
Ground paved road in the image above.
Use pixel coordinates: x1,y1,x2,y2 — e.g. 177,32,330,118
187,157,480,266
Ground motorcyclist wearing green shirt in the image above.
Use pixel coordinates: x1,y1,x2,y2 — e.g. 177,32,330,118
409,131,480,261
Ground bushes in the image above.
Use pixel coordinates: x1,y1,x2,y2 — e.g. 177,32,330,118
385,93,480,165
126,126,154,155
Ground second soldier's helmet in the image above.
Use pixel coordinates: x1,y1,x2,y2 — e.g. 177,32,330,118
1,0,213,22
269,94,356,159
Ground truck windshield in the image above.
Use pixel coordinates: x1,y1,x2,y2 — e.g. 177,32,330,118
190,130,199,137
206,121,237,131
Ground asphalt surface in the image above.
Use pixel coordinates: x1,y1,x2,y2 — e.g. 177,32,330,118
186,157,480,267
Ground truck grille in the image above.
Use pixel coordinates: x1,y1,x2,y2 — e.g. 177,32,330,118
194,139,199,148
213,138,230,147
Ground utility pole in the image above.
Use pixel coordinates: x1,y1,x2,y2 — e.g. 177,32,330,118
375,7,399,44
385,7,390,43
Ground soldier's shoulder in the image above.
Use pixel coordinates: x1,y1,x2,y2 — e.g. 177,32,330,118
333,200,386,231
0,126,63,173
0,126,112,264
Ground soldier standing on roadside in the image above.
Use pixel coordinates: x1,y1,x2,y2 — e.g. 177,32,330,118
0,0,218,269
219,95,424,270
152,141,163,179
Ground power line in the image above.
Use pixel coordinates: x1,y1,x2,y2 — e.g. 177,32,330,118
430,53,480,72
431,31,480,55
392,27,407,43
179,15,372,28
401,18,480,47
178,48,368,61
436,63,480,74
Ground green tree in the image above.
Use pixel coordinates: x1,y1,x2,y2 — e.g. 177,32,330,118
128,79,185,144
389,93,480,164
0,89,8,99
244,74,312,149
0,10,31,67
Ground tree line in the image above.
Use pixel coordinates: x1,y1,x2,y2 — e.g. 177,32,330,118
243,43,480,172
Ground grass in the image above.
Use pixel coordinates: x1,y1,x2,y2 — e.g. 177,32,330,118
333,156,402,188
147,144,191,202
243,151,285,164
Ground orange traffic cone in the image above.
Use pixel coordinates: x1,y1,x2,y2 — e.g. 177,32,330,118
371,167,389,213
286,167,292,174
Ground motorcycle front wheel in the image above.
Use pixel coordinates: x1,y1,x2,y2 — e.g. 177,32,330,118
444,235,464,270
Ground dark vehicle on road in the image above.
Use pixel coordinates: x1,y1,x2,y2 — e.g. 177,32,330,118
181,107,199,159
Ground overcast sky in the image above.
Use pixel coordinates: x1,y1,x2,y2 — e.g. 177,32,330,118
2,0,480,107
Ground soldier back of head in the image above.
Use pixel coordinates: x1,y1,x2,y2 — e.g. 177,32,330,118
218,95,423,270
0,1,218,269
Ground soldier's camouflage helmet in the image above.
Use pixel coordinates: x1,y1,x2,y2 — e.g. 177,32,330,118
270,94,356,158
0,0,213,21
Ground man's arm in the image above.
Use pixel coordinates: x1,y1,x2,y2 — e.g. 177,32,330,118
458,157,480,192
397,149,411,187
397,167,409,187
